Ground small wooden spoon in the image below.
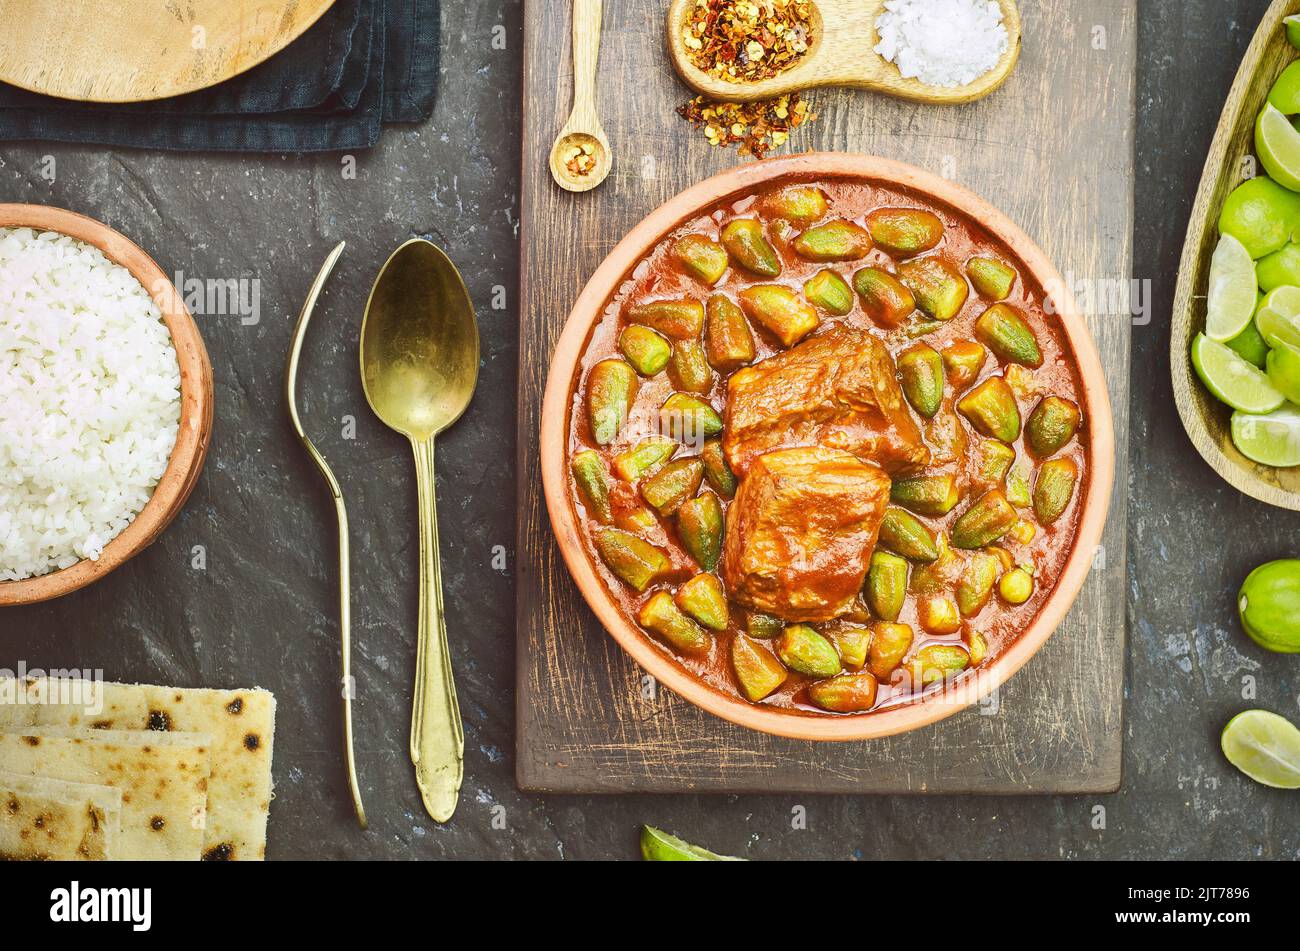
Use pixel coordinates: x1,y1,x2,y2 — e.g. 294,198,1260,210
666,0,1021,106
549,0,612,192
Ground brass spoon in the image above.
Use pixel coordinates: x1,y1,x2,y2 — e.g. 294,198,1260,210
285,240,368,830
548,0,611,192
359,238,479,823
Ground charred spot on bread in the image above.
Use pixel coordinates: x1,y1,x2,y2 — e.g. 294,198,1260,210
226,697,244,715
202,842,234,861
90,720,113,729
22,736,38,747
147,709,173,731
150,816,166,831
5,796,19,814
243,733,260,751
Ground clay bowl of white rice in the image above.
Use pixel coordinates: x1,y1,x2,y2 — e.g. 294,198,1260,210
0,204,212,605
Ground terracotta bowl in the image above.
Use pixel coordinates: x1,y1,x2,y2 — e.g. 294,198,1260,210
0,205,213,606
540,153,1114,741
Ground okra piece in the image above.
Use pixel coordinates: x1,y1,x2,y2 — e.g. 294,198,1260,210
738,284,820,347
613,439,677,482
792,220,873,262
977,439,1017,484
890,474,960,517
586,358,638,445
957,376,1021,442
897,343,945,418
1033,458,1079,525
721,219,781,277
667,339,714,393
877,508,940,562
956,551,1002,617
918,595,961,635
675,572,729,630
700,438,737,499
704,294,756,371
908,644,970,685
659,393,724,442
1025,396,1081,457
747,613,785,640
866,207,945,257
942,340,987,391
627,297,705,340
867,622,914,679
640,458,704,517
966,256,1017,301
761,185,829,224
1006,461,1033,507
974,303,1043,367
853,266,916,327
803,269,854,316
951,489,1018,549
671,234,730,286
865,550,910,620
830,627,872,670
897,256,968,321
571,450,614,524
619,324,672,376
595,529,671,592
731,636,788,702
639,591,710,654
676,491,723,571
617,506,658,533
998,567,1035,605
807,673,880,713
966,630,989,665
776,624,842,678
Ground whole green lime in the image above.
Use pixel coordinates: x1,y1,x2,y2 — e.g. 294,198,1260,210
1239,559,1300,653
1219,176,1300,259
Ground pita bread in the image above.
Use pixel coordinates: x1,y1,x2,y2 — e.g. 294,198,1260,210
0,772,122,860
0,728,211,861
0,678,276,861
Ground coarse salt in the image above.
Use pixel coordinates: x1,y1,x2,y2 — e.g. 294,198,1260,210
874,0,1009,89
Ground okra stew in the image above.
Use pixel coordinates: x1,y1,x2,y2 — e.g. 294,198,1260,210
566,177,1088,716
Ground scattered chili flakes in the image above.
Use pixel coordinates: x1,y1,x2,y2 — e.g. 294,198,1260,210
676,92,817,158
683,0,814,85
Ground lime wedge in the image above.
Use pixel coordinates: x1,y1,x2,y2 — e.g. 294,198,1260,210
1218,175,1300,258
1226,316,1270,368
1267,340,1300,402
1192,333,1285,412
640,826,744,861
1232,403,1300,467
1221,709,1300,789
1205,233,1258,340
1287,14,1300,50
1270,60,1300,113
1257,104,1300,192
1256,285,1300,349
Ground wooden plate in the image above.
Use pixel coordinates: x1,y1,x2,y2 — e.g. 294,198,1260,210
1172,0,1300,511
0,0,336,103
0,205,213,605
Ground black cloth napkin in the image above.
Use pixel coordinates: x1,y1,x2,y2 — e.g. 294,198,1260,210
0,0,439,152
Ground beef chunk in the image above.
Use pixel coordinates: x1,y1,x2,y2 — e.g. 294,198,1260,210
723,326,929,477
722,447,890,623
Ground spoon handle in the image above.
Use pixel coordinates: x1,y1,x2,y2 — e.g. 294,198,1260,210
409,434,464,822
569,0,602,128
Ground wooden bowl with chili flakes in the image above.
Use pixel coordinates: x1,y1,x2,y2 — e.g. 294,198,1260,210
540,153,1114,742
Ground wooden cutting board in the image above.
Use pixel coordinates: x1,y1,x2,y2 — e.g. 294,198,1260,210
0,0,336,103
517,0,1134,793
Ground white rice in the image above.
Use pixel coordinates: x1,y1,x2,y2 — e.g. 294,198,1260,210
0,227,181,581
874,0,1009,89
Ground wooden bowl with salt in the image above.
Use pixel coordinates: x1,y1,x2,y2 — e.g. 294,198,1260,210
666,0,1022,106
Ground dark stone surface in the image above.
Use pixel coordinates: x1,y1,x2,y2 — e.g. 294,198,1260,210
1,0,1297,860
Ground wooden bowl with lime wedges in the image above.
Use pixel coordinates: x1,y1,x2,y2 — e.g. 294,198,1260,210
1173,0,1300,511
